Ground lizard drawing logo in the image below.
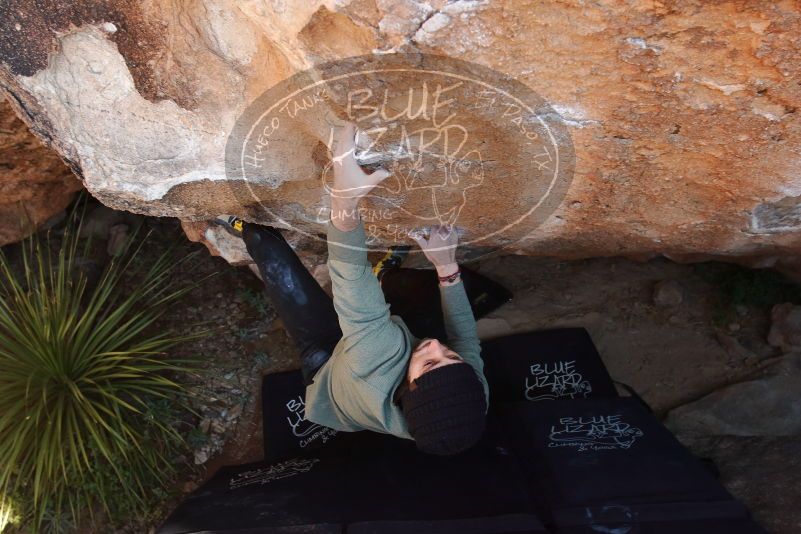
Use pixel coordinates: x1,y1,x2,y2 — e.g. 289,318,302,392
227,53,576,254
285,395,338,448
229,458,320,489
285,396,321,438
548,415,644,452
525,360,593,402
321,123,484,227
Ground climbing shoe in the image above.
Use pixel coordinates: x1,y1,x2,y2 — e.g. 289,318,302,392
373,245,411,280
213,215,245,237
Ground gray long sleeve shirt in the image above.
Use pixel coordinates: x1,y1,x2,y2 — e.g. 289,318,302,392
304,218,489,439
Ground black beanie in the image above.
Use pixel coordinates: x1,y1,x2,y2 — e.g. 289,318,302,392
400,363,487,455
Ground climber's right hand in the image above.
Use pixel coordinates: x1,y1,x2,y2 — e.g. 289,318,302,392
412,225,459,271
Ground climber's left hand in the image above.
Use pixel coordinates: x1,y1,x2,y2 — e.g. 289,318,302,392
329,121,390,232
330,121,390,202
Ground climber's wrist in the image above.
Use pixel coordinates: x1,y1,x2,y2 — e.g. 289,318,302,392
329,196,361,232
436,263,461,286
435,262,459,277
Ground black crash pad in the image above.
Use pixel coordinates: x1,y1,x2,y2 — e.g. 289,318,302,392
480,328,617,404
158,424,545,534
161,328,763,534
261,369,344,462
261,328,617,461
496,397,756,531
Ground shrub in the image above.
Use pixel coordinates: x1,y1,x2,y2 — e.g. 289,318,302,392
0,205,206,532
0,494,19,532
693,261,801,324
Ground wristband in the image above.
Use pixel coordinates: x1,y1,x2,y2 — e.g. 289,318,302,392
437,267,461,284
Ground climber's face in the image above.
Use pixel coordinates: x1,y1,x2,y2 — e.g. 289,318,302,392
407,338,464,388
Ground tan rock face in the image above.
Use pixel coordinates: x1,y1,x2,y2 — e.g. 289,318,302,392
0,96,82,245
0,1,800,269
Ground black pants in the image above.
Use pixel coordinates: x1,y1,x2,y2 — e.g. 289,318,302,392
243,224,344,385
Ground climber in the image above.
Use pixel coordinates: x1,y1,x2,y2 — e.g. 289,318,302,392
218,121,488,455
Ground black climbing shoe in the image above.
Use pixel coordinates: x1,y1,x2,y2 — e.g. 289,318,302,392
213,215,245,237
373,245,411,280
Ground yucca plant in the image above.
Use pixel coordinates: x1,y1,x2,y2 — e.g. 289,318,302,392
0,203,208,532
0,493,18,532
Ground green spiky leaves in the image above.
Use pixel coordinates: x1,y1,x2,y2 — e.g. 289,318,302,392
0,203,207,532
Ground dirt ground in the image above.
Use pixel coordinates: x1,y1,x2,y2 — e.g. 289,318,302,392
41,210,792,533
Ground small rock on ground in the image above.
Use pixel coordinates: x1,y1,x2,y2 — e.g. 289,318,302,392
652,279,684,307
768,303,801,351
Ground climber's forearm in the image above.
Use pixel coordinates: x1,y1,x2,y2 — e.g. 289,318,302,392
330,196,361,232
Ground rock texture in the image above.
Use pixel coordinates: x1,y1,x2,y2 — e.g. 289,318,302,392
0,96,81,245
1,1,801,268
767,303,801,351
181,220,329,280
666,353,801,436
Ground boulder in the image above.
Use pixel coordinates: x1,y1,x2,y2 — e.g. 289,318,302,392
666,353,801,436
182,219,328,278
768,303,801,351
0,1,800,267
0,96,81,245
